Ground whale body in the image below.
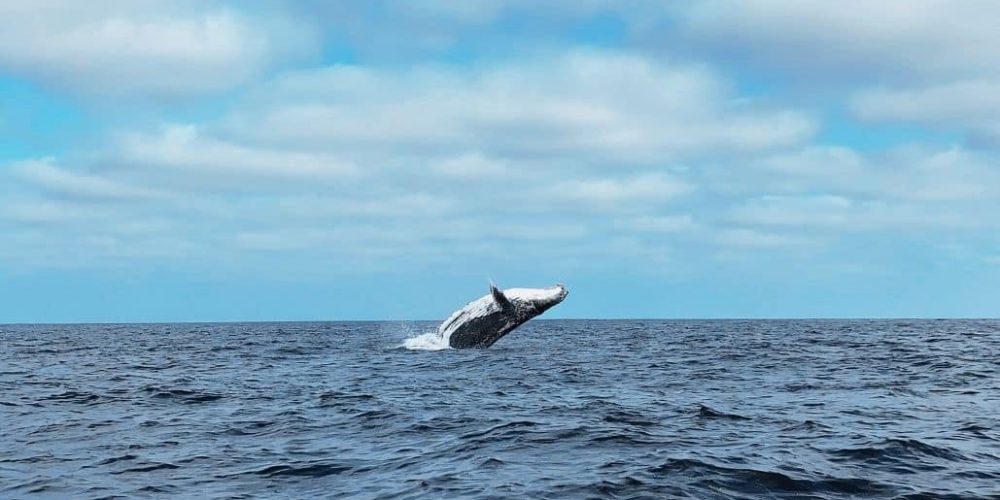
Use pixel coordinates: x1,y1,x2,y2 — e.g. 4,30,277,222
438,284,568,348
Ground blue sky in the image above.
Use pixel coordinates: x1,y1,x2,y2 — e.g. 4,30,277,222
1,1,998,322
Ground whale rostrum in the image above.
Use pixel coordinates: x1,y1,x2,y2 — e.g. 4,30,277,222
438,283,569,348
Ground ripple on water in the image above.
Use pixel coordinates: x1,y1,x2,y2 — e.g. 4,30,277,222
1,319,998,498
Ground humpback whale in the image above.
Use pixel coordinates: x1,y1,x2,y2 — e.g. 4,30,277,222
438,283,568,348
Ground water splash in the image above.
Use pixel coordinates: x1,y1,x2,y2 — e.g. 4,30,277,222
401,330,450,351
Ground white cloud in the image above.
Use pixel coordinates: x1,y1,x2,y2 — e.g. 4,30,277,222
4,32,996,273
223,51,815,162
0,198,114,225
729,194,982,232
10,158,167,200
431,152,510,179
754,146,865,177
673,0,1000,81
0,49,801,267
728,188,999,237
548,174,692,206
715,228,815,249
723,145,1000,203
614,215,696,233
851,81,1000,144
882,147,998,202
710,143,1000,245
115,125,358,188
273,194,452,219
852,81,1000,125
733,195,854,228
0,1,317,98
667,1,1000,150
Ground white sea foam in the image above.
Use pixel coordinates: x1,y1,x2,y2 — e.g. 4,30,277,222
401,331,451,351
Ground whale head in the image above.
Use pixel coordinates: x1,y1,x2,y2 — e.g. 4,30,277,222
502,284,569,317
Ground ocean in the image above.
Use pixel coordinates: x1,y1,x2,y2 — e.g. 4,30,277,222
2,319,998,499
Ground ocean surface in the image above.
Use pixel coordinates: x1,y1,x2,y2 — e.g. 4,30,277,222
2,319,999,499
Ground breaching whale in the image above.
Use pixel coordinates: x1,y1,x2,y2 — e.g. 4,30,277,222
438,283,568,348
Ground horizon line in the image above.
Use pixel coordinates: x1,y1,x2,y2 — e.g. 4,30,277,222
2,317,997,327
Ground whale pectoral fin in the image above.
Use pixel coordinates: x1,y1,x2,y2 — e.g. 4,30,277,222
490,283,512,310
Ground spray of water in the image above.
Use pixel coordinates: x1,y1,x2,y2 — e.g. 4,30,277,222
401,330,451,351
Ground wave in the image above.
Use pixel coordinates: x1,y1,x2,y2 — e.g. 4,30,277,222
40,390,103,405
109,462,180,474
248,463,352,478
141,386,223,404
827,438,969,464
647,458,894,496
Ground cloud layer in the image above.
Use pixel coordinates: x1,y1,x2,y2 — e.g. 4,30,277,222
1,1,997,319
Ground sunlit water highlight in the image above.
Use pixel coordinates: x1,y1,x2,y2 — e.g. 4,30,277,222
2,320,998,498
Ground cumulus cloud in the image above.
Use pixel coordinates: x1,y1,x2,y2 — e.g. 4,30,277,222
0,1,317,98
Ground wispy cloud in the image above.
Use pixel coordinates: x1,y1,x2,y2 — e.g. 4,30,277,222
11,158,168,201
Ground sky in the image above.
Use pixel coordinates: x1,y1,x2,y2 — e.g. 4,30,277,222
1,1,998,322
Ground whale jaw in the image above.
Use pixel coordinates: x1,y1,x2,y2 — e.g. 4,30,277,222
439,284,568,349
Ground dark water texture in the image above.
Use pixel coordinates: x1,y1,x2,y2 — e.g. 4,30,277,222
2,319,999,499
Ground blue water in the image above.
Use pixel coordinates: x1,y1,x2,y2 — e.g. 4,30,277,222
2,320,999,499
